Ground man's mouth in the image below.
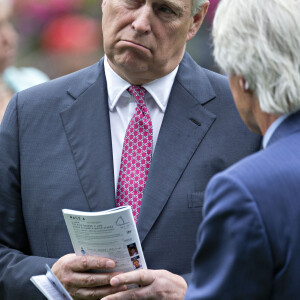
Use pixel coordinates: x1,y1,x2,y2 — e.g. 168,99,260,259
120,40,151,53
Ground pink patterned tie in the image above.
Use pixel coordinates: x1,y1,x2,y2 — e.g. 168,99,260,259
116,86,153,223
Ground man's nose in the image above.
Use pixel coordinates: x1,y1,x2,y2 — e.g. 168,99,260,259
131,6,152,34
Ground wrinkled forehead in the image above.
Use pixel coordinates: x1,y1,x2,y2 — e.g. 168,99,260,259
105,0,193,12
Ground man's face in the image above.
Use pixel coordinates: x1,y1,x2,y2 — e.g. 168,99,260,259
133,260,140,268
102,0,207,84
130,248,136,255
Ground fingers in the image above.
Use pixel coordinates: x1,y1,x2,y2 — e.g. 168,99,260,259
53,253,115,273
71,255,116,272
68,270,121,288
103,269,188,300
109,269,155,287
102,285,152,300
51,254,122,300
71,284,127,300
66,273,127,300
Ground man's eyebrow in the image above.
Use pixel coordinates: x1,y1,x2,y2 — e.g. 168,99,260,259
157,0,187,14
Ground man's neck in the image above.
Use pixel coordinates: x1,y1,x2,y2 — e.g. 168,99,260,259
257,112,279,136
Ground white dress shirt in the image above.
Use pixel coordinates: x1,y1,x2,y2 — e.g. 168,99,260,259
104,57,178,191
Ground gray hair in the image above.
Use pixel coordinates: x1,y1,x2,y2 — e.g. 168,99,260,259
213,0,300,115
192,0,209,16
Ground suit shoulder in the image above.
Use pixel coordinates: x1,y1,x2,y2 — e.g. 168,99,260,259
214,138,300,197
219,150,270,183
16,61,102,107
180,53,229,87
178,53,232,106
202,68,230,93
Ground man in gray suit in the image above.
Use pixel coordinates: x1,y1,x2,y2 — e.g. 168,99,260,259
0,0,260,299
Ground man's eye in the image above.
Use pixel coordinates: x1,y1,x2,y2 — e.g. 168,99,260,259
159,6,174,14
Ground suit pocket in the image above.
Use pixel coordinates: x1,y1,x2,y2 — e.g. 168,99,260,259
188,192,204,208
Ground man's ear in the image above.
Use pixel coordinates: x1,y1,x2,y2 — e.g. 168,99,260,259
238,76,250,92
187,2,209,41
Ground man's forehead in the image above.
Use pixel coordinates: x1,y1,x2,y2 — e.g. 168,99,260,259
122,0,192,11
160,0,191,9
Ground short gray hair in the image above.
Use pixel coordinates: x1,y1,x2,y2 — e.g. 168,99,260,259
213,0,300,115
192,0,209,16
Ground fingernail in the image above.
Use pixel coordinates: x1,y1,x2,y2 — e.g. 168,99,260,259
111,277,120,286
106,260,115,268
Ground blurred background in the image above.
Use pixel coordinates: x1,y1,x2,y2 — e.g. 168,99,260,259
11,0,220,80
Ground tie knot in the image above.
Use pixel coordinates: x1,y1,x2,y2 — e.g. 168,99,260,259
127,86,146,107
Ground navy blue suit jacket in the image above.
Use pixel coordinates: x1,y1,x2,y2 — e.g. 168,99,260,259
185,111,300,300
0,53,260,299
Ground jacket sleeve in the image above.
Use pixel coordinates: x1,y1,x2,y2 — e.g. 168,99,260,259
185,172,273,300
0,94,57,300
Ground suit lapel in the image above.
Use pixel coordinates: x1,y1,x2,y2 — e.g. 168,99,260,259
60,60,115,211
58,54,222,241
137,53,217,242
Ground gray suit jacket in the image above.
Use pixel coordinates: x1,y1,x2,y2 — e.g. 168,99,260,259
0,53,260,299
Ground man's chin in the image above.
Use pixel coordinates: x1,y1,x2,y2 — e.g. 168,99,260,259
114,55,151,72
107,53,160,84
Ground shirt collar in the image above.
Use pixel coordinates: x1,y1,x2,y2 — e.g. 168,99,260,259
262,113,291,149
104,57,131,110
104,56,178,112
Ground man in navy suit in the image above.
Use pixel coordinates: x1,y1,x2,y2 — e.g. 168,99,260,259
0,0,260,299
185,0,300,299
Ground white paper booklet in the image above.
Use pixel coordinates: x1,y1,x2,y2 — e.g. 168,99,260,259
62,206,147,272
30,264,72,300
